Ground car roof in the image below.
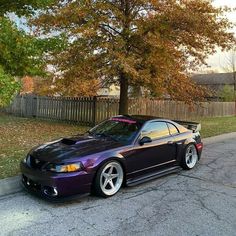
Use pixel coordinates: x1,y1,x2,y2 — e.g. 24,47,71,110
111,115,189,133
113,115,167,124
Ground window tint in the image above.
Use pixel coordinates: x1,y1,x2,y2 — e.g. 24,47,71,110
88,120,141,144
167,123,179,135
141,122,170,140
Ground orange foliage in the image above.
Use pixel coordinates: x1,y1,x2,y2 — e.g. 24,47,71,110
20,76,34,94
31,76,100,97
51,77,101,97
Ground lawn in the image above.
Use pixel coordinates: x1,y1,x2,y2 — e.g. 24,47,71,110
0,113,236,179
0,113,89,179
198,116,236,138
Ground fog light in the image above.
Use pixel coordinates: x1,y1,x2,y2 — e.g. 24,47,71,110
43,186,58,197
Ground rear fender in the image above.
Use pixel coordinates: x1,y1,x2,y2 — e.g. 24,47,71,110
183,137,203,158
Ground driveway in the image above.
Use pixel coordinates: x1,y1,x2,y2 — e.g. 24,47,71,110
0,137,236,236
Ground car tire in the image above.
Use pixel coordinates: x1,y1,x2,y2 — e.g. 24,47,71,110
94,160,124,198
181,144,199,170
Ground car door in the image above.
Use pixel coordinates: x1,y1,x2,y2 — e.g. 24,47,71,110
124,121,177,176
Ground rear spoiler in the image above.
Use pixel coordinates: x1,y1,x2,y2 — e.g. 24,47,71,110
173,120,201,133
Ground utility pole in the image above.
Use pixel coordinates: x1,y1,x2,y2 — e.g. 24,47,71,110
234,70,236,116
224,50,236,116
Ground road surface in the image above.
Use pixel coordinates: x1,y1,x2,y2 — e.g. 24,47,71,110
0,138,236,236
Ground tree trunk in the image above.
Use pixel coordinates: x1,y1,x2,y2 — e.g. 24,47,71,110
119,72,129,115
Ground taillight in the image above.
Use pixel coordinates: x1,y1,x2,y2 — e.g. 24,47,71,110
196,142,203,150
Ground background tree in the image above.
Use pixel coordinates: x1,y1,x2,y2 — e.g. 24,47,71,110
20,76,34,94
0,20,44,106
0,67,20,106
0,17,49,77
0,0,57,76
219,85,235,102
0,0,63,106
32,76,100,96
34,0,235,114
0,0,55,16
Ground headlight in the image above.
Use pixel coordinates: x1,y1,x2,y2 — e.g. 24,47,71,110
46,162,83,173
23,155,29,164
23,156,27,163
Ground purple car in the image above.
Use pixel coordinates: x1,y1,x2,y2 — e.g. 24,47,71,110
20,115,203,200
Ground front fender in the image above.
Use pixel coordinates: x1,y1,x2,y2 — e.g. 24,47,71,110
93,155,127,173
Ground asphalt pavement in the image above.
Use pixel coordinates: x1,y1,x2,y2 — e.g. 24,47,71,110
0,136,236,236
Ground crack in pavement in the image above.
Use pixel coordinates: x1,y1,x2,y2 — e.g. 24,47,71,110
178,173,236,189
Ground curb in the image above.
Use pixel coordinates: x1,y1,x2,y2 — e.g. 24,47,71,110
1,132,236,198
203,132,236,146
0,175,21,197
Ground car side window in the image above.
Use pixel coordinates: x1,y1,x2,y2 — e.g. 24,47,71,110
167,123,179,136
141,122,170,140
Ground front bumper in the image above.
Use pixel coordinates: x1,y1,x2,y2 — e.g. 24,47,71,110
20,161,94,200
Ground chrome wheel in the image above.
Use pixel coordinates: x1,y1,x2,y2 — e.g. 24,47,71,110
100,162,123,196
185,144,198,169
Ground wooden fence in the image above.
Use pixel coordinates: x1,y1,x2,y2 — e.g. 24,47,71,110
4,95,236,125
129,99,236,120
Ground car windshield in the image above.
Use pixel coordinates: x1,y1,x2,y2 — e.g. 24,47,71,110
88,118,141,144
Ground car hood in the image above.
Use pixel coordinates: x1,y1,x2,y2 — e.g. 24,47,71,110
30,135,123,163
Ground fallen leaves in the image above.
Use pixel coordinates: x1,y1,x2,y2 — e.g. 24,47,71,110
0,113,89,179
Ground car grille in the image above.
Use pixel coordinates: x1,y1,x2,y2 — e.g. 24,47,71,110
27,155,47,170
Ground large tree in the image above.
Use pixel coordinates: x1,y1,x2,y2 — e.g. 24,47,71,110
34,0,235,114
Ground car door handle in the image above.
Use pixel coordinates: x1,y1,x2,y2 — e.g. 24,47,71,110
167,141,174,145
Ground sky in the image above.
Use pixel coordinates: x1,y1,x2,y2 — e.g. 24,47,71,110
203,0,236,73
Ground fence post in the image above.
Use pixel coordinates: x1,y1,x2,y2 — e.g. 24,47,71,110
92,96,97,126
61,98,66,120
32,95,37,117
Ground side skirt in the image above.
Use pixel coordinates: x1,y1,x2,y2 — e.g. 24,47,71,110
126,166,182,187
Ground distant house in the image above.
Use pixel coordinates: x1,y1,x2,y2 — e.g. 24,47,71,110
192,72,236,92
97,84,146,98
97,84,120,97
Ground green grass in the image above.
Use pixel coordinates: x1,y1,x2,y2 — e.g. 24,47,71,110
0,113,89,179
197,116,236,138
0,113,236,179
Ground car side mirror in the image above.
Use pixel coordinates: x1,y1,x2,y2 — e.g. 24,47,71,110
139,136,152,145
